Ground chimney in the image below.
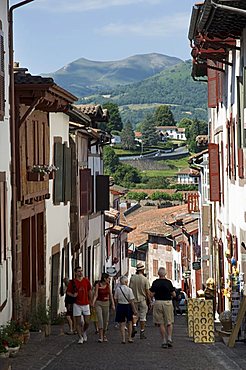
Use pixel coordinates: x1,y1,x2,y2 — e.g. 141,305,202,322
13,62,28,75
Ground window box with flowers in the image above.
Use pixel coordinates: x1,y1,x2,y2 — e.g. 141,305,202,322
27,165,58,182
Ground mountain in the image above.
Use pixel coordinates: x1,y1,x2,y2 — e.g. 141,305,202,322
46,53,182,97
78,60,208,123
45,53,208,124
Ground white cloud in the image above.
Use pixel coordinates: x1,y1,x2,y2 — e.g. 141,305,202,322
97,13,189,37
33,0,160,12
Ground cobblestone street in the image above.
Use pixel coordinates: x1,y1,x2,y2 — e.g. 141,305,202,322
9,315,246,370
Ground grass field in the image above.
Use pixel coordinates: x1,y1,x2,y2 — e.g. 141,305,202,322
142,169,177,178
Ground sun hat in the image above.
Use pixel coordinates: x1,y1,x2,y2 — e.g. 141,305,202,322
136,262,145,271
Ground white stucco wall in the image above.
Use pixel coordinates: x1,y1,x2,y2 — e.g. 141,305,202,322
45,112,71,310
0,0,12,325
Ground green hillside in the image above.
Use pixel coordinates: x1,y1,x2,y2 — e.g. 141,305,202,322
79,60,208,123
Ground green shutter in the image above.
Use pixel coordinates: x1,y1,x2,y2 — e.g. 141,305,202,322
54,142,64,205
64,145,72,203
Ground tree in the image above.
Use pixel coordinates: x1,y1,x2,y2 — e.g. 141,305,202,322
127,191,148,202
154,105,175,126
141,113,159,146
114,164,142,187
103,102,123,132
121,120,135,150
103,146,119,173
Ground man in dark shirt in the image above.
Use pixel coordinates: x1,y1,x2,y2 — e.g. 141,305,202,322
149,267,176,348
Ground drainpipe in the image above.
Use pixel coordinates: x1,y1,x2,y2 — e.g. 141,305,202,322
9,0,34,318
211,0,246,17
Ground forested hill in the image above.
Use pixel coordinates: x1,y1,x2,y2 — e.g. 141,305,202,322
46,53,182,97
109,60,206,108
80,60,208,123
46,54,208,124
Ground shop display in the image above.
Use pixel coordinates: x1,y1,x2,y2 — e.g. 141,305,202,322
187,298,215,343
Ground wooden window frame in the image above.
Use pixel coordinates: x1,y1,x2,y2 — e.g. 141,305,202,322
153,259,158,277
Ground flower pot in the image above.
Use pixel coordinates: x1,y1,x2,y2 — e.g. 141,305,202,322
8,346,20,357
221,320,232,332
23,331,30,344
42,323,51,337
0,351,9,358
27,172,49,181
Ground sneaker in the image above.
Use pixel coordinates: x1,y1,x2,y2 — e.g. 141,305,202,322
167,340,173,348
78,337,84,344
161,342,168,349
83,332,88,342
140,330,146,339
132,327,137,338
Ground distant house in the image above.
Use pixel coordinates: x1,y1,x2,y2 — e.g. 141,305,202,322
177,168,199,184
111,134,121,146
156,126,187,141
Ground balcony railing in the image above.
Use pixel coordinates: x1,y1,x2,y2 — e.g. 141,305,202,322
187,193,199,213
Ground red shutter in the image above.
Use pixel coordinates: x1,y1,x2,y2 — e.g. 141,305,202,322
238,148,244,179
0,28,4,121
231,118,236,178
80,169,92,216
0,172,7,263
209,143,220,201
207,60,217,108
221,141,224,204
166,261,172,279
217,63,224,103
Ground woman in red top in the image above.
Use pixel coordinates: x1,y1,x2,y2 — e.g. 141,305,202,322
92,273,115,342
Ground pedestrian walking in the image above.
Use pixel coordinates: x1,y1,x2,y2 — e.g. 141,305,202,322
91,280,99,334
129,262,150,339
149,267,176,348
114,275,138,344
92,273,115,343
63,277,76,334
66,266,92,344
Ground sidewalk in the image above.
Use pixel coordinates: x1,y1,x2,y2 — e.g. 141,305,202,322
9,315,246,370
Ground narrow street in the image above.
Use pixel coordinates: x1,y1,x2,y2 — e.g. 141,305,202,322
10,315,246,370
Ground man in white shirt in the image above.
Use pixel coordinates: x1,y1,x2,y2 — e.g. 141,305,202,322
130,262,150,339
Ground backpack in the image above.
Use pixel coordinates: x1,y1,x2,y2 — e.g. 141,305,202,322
65,279,77,304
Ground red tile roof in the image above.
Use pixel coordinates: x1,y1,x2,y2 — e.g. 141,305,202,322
125,204,188,246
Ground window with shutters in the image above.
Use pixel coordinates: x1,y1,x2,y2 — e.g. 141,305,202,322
238,148,244,179
231,118,236,179
220,141,225,204
153,259,158,277
80,168,92,216
0,22,4,121
209,143,220,201
207,60,224,108
0,172,7,264
96,175,109,212
166,261,172,279
21,212,45,297
53,140,72,205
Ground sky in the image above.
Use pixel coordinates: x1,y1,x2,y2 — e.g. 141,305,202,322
10,0,196,75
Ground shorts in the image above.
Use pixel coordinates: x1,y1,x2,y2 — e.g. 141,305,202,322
135,300,148,321
115,303,133,323
153,300,174,325
73,303,90,317
65,303,73,317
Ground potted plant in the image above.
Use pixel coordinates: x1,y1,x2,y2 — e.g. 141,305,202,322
219,310,232,332
5,337,21,357
27,164,58,181
0,337,9,359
